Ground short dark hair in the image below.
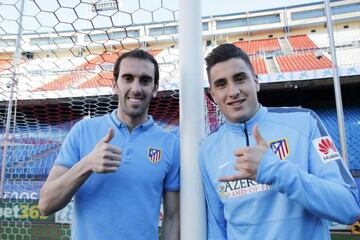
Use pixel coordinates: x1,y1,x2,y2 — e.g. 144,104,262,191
205,43,256,82
113,49,159,86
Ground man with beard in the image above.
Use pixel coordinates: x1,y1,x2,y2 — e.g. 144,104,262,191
39,50,180,240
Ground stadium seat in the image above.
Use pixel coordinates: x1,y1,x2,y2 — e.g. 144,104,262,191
250,57,268,75
287,35,318,51
234,38,281,55
0,59,13,72
315,106,360,171
333,48,360,68
275,53,332,72
308,29,360,48
77,72,113,89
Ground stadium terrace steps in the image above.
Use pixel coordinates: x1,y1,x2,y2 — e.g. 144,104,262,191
233,38,281,55
278,37,293,54
275,53,332,72
265,58,279,73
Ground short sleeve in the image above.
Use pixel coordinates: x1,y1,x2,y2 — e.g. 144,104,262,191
54,121,82,168
163,137,180,192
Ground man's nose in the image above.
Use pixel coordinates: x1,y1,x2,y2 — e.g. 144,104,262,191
131,79,141,93
228,81,239,98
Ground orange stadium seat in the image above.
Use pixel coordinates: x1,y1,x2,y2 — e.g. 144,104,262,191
82,52,120,71
275,53,332,72
77,72,113,89
250,57,267,75
34,50,162,91
287,35,318,51
35,73,83,91
0,59,13,72
234,38,280,55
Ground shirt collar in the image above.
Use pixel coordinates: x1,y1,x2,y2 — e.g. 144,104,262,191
109,109,154,131
225,105,267,134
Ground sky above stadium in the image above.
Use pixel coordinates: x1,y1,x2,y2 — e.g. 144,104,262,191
0,0,323,34
202,0,321,15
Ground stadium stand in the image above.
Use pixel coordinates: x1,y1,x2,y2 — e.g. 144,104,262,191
250,57,268,74
35,74,81,91
0,142,61,179
77,72,113,89
309,29,360,48
82,52,119,71
0,59,12,72
329,48,360,67
23,57,86,73
275,53,332,72
34,50,162,90
29,56,95,91
0,121,74,179
233,38,281,55
34,53,113,91
333,29,360,46
315,106,360,172
308,33,333,49
287,34,318,51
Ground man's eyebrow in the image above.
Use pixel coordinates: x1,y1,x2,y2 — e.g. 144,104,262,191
140,74,153,79
120,73,153,79
213,78,226,84
121,73,133,78
233,72,247,78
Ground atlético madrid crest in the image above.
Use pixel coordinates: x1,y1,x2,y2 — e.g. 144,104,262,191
148,148,162,164
269,138,289,160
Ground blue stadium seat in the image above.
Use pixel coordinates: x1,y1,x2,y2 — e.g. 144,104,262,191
315,106,360,172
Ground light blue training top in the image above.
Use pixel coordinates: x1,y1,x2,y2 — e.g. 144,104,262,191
55,110,180,240
199,106,360,240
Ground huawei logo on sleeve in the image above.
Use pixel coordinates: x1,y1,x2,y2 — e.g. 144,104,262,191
318,138,336,155
313,137,341,163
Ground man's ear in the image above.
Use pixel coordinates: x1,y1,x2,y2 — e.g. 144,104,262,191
209,88,217,105
152,84,159,98
254,75,260,92
112,80,118,93
206,90,216,104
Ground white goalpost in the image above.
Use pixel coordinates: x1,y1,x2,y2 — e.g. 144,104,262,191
179,0,206,239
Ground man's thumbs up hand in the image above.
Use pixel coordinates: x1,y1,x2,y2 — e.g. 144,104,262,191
102,128,115,143
253,125,267,148
218,124,268,182
84,128,122,173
